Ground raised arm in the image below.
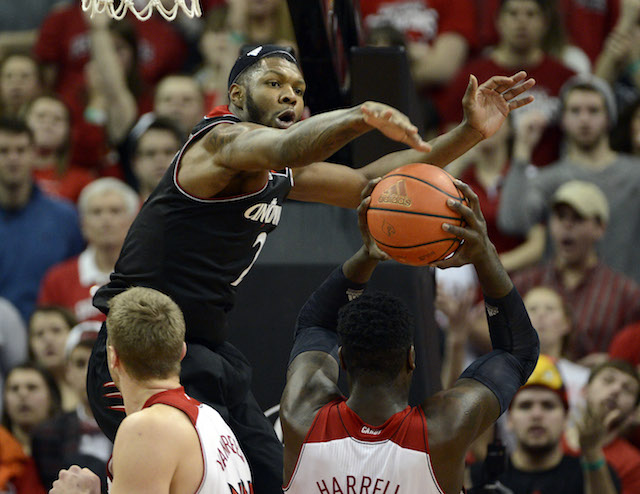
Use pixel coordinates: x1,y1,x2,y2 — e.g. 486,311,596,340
423,180,540,493
289,72,536,208
280,189,388,483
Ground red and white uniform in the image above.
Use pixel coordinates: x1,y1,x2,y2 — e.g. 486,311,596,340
38,248,111,323
285,398,458,494
107,387,253,493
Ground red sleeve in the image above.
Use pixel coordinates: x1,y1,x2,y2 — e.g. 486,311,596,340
608,323,640,366
33,8,64,64
37,267,59,306
434,0,476,45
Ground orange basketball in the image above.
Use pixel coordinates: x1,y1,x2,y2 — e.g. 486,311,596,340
367,163,466,266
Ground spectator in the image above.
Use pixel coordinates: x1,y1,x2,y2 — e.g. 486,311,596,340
2,362,61,455
131,118,184,202
609,323,640,368
595,0,640,111
498,75,640,284
566,360,640,494
0,52,42,119
32,322,111,491
232,0,297,47
0,118,84,323
153,74,206,134
523,286,589,413
510,181,640,362
0,298,27,417
24,94,95,203
0,424,44,494
469,355,619,493
38,178,139,322
195,7,244,110
34,1,186,104
440,0,576,166
472,0,619,65
447,117,546,273
28,306,78,412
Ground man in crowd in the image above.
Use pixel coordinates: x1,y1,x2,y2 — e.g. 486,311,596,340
470,355,619,493
498,75,640,284
510,180,640,362
280,179,540,493
38,178,139,323
0,118,83,323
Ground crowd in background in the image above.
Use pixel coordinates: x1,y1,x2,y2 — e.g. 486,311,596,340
0,0,640,493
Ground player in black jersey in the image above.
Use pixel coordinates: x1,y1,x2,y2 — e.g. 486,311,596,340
88,45,536,494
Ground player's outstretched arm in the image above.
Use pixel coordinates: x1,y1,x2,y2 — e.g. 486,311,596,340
422,180,540,493
281,184,389,483
289,72,535,209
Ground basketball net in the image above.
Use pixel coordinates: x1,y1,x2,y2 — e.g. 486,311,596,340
81,0,202,21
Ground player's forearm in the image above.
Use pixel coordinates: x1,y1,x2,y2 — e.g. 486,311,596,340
276,105,371,168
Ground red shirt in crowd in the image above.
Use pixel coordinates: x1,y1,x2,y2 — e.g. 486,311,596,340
38,248,109,323
439,55,576,166
602,437,640,494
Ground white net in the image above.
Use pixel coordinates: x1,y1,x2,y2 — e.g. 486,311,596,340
81,0,202,21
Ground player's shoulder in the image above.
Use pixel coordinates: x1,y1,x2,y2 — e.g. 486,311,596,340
119,403,193,441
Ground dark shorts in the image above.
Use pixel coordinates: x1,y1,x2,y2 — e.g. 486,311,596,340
87,322,284,494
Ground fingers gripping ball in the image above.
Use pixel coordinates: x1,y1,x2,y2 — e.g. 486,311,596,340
367,163,467,266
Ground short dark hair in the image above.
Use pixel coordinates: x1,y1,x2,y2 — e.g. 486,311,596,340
132,117,185,156
588,359,640,405
337,292,414,380
0,118,33,142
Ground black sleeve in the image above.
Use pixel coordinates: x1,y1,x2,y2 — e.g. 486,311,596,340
288,266,366,366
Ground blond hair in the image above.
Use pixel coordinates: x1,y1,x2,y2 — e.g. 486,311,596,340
106,287,185,381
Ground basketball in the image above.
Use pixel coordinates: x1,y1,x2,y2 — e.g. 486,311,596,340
367,163,466,266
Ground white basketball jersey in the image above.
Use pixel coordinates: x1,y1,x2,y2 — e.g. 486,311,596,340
285,398,456,494
108,387,253,493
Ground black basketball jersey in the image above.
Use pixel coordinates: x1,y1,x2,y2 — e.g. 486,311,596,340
93,106,293,346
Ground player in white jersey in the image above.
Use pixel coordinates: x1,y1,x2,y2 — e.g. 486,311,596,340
50,287,252,494
280,181,540,494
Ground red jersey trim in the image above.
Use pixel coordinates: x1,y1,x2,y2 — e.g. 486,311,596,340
143,386,201,426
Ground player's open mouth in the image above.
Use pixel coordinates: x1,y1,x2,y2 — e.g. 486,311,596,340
275,110,296,129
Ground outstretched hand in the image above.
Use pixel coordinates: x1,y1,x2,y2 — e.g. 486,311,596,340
361,102,431,153
429,180,494,269
463,71,536,139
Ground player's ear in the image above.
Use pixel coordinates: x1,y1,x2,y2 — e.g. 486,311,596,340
180,342,187,361
407,346,416,372
107,344,119,372
229,83,245,109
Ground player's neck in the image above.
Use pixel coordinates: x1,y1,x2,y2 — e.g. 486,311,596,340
119,375,182,415
346,380,409,426
511,442,564,472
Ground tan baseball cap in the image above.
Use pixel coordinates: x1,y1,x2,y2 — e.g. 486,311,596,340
552,180,609,224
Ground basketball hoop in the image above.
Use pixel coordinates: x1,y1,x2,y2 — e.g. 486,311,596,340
81,0,202,22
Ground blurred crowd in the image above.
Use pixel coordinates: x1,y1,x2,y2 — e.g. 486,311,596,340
0,0,640,493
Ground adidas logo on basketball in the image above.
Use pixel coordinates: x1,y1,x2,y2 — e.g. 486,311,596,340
378,180,412,207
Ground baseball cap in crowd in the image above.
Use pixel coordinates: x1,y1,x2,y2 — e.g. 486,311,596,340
608,323,640,367
512,354,569,410
227,45,299,89
551,180,609,224
65,321,101,358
